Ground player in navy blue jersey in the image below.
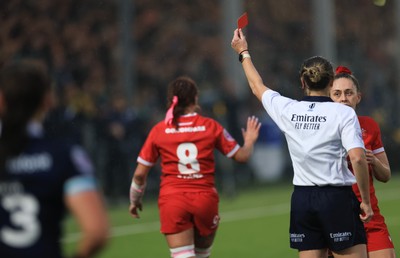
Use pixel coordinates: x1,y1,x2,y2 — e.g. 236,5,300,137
0,60,109,258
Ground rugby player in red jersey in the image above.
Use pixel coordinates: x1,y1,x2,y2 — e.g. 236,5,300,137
129,76,261,258
331,66,395,258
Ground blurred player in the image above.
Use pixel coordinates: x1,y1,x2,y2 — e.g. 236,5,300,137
0,60,109,258
330,66,396,258
129,76,261,258
231,29,373,258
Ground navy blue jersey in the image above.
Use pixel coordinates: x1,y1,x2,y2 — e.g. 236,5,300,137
0,124,96,258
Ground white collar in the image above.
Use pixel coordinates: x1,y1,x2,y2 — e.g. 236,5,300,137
181,112,197,117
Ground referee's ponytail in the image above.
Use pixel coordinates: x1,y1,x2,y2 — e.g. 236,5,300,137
299,56,334,91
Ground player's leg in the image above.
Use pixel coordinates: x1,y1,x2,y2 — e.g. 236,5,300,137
364,217,396,258
331,244,367,258
194,229,216,258
290,187,328,256
192,191,219,258
159,193,196,258
321,187,367,258
299,249,329,258
166,228,196,258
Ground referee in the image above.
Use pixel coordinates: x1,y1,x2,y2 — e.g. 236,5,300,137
231,29,373,258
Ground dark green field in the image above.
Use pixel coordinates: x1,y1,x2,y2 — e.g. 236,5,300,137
63,173,400,257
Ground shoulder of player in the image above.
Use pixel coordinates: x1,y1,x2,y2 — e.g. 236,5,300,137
328,102,356,115
197,115,223,129
151,114,221,130
39,136,92,163
357,115,377,124
149,120,167,132
32,135,72,153
268,90,295,106
357,116,380,130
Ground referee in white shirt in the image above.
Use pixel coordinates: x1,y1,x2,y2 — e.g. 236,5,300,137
231,29,373,258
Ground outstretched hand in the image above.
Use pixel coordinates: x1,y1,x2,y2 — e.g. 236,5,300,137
242,116,261,145
231,29,248,54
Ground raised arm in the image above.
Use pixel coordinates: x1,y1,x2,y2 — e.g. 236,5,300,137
231,29,269,101
232,116,261,162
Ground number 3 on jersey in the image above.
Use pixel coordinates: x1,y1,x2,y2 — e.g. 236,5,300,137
1,193,40,248
177,143,200,174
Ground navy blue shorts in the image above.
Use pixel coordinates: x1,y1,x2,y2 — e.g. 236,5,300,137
289,185,366,251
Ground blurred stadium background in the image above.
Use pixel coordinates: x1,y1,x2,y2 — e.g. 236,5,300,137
1,0,400,238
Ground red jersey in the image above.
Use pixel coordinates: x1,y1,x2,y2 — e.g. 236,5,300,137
350,116,394,251
350,116,383,212
319,116,393,254
138,113,240,195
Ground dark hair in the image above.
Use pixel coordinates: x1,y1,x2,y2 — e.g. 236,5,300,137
0,61,51,179
166,76,199,128
334,67,360,92
299,56,334,91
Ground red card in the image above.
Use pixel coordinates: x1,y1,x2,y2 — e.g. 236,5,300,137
237,12,248,29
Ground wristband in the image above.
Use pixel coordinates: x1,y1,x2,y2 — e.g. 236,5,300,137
239,53,251,63
130,181,145,205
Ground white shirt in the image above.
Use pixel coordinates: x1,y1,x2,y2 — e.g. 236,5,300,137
261,90,365,186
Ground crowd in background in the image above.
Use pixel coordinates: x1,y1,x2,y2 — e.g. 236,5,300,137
1,0,399,202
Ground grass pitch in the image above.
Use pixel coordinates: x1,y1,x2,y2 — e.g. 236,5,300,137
63,173,400,257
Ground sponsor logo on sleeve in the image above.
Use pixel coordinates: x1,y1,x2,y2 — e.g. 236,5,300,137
223,129,235,141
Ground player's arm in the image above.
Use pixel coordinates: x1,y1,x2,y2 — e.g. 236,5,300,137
231,29,269,101
129,163,151,219
232,116,261,162
368,150,391,182
66,185,110,258
347,147,373,222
